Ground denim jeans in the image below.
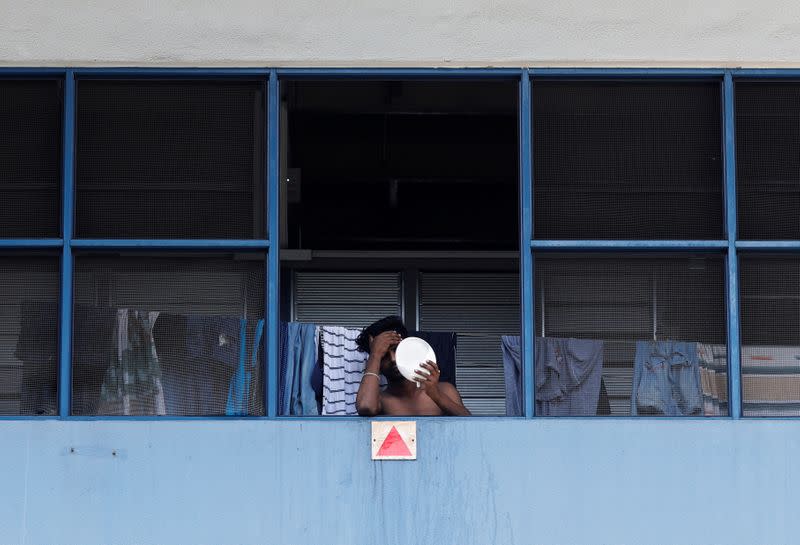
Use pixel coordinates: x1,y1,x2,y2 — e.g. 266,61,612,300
632,340,702,416
282,322,320,416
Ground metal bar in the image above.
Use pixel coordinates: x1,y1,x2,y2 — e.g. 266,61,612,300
530,68,726,77
736,241,800,250
733,69,800,78
723,71,742,419
276,67,522,79
520,69,535,418
531,240,728,250
70,239,270,250
0,68,68,76
72,68,271,77
0,239,63,248
266,69,280,418
58,70,75,418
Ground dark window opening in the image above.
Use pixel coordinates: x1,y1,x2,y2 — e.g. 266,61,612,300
284,80,518,251
281,80,520,416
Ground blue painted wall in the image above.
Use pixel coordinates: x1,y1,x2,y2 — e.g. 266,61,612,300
2,419,798,545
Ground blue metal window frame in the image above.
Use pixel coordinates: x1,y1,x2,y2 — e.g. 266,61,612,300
0,65,797,420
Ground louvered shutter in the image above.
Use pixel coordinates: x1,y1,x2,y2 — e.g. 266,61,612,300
419,272,519,415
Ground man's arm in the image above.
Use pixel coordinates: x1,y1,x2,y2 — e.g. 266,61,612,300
355,353,383,416
415,361,472,416
355,331,400,416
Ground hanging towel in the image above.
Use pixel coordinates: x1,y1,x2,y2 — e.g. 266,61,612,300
226,318,264,416
279,322,320,416
321,325,384,415
410,331,457,386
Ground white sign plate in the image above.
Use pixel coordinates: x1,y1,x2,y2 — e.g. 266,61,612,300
371,421,417,460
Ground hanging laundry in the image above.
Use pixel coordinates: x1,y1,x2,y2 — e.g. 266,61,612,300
279,322,319,416
321,325,385,416
632,340,702,416
536,337,604,416
99,309,166,416
410,331,457,386
15,301,58,415
502,336,604,416
226,318,263,416
501,335,523,416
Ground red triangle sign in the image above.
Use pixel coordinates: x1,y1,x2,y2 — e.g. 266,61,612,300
376,426,412,457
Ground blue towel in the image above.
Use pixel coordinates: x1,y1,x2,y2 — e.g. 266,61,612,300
226,318,263,416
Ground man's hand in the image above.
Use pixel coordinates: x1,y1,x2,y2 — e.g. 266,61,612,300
369,331,402,360
413,361,442,401
414,360,472,416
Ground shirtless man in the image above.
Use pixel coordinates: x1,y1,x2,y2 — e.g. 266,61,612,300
355,316,471,416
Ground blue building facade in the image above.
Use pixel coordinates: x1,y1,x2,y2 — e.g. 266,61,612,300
3,66,800,544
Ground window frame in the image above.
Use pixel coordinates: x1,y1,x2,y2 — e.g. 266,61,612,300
5,66,800,419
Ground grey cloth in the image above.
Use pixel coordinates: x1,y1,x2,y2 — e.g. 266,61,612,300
502,336,604,416
501,335,523,416
536,337,604,416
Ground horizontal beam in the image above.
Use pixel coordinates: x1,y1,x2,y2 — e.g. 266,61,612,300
72,68,271,77
0,239,63,248
732,69,800,78
530,68,726,77
70,239,270,250
531,240,728,250
0,68,67,76
276,67,522,78
736,241,800,250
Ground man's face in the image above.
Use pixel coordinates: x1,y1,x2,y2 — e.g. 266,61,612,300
379,336,404,381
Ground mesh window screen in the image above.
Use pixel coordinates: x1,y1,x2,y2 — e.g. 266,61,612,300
736,82,800,239
739,255,800,416
72,254,265,416
533,81,723,240
535,254,727,416
0,256,59,415
0,80,62,237
76,80,266,239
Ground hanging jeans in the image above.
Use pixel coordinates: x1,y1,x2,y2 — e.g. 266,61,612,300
632,340,702,416
280,322,319,416
502,336,604,416
535,337,604,416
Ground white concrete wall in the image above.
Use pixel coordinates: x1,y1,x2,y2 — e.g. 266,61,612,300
2,0,800,66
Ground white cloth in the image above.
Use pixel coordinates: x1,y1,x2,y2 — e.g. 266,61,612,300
320,325,386,415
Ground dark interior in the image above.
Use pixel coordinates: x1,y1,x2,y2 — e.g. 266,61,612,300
284,80,518,250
